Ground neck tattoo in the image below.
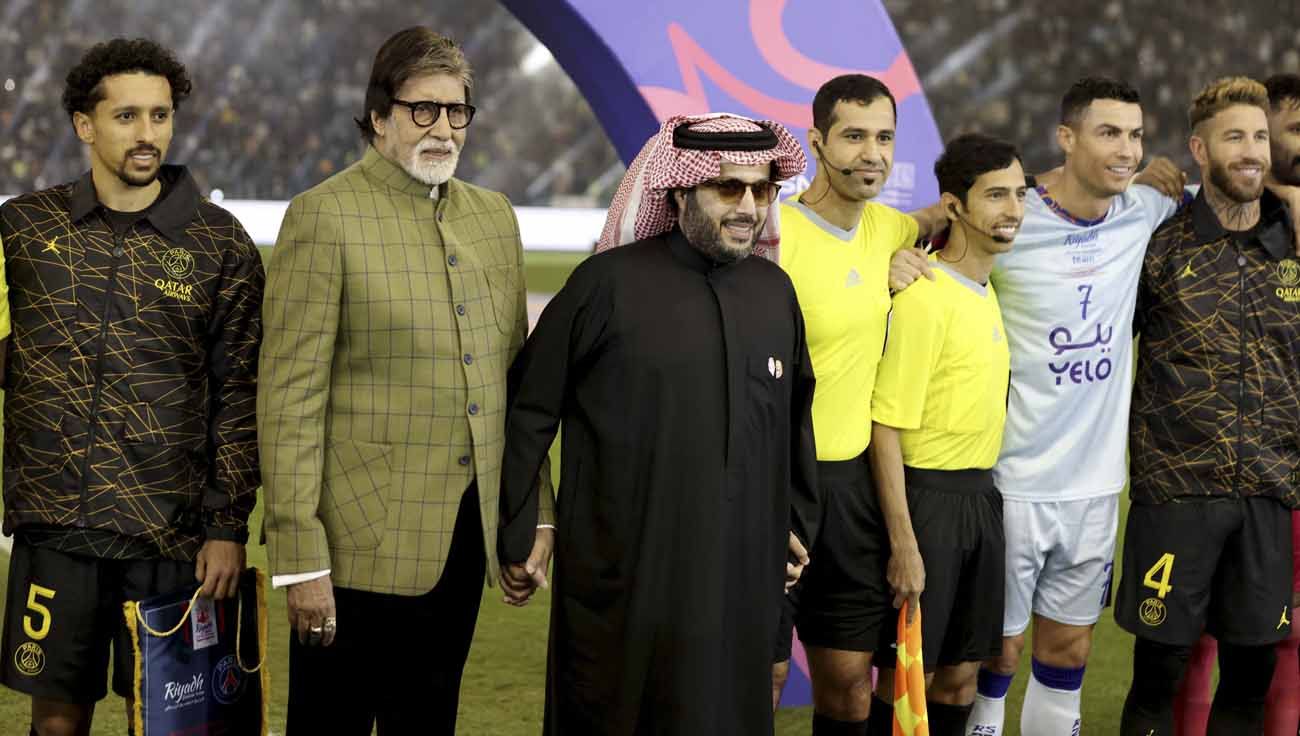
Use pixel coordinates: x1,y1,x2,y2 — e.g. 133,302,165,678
1205,186,1260,231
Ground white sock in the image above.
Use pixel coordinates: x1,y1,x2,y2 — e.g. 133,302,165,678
965,693,1005,736
965,669,1012,736
1019,660,1083,736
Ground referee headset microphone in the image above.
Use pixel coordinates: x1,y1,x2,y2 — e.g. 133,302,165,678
938,200,973,263
941,185,1026,264
800,139,860,207
814,139,855,177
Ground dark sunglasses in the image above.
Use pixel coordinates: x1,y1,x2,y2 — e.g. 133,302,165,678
698,178,779,206
391,99,476,129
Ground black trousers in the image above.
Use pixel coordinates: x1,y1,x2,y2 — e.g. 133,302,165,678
286,483,487,735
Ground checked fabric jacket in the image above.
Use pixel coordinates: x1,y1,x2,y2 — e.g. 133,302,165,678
1132,188,1300,508
0,166,265,560
258,147,553,596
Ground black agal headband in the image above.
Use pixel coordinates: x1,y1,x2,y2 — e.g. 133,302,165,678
672,121,780,152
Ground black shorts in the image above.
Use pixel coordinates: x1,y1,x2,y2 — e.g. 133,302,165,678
1116,496,1293,647
879,467,1005,669
1,540,195,702
790,453,892,652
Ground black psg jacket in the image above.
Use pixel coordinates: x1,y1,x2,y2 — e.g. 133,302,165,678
1132,188,1300,508
0,166,264,559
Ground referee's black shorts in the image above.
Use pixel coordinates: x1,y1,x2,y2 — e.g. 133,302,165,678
877,466,1005,670
1116,495,1293,647
784,452,892,654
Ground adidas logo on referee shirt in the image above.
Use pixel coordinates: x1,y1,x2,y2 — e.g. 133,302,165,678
845,268,862,288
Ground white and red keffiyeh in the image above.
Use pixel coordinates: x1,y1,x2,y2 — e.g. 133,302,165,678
596,113,807,262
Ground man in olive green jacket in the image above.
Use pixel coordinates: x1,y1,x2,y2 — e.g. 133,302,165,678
257,27,553,734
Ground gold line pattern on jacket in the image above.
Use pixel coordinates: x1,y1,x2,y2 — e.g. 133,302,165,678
0,168,264,560
1132,192,1300,508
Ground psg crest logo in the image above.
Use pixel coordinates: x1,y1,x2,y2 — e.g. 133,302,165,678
212,654,246,704
14,642,44,677
1278,259,1300,287
161,247,195,280
1138,597,1167,627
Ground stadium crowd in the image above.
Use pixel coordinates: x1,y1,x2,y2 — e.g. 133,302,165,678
4,1,1300,204
892,0,1300,172
0,0,621,205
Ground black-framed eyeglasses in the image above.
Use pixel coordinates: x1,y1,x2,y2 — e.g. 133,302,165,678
391,99,476,129
698,178,779,207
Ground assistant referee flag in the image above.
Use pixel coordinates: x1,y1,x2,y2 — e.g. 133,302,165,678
894,601,929,735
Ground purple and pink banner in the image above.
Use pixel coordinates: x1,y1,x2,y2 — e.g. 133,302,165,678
503,0,943,210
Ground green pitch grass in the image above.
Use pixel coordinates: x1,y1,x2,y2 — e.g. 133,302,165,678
0,250,1147,733
0,501,1145,735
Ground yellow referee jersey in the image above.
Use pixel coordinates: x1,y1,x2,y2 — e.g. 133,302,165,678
779,199,918,461
872,260,1009,470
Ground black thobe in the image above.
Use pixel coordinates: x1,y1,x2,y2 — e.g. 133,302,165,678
499,231,820,735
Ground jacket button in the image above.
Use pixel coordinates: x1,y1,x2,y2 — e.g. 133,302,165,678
468,402,479,416
1237,255,1248,267
455,304,466,316
463,353,473,365
458,455,470,466
112,246,125,258
448,254,458,267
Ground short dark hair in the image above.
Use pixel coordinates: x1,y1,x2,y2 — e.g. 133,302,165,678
356,27,473,143
934,133,1023,205
812,74,896,135
1060,77,1140,127
62,38,191,120
1265,73,1300,111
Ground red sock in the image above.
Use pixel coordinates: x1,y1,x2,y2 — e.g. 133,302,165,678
1264,627,1300,736
1174,634,1216,736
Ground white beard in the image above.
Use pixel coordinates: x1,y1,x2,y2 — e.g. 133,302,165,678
403,142,460,187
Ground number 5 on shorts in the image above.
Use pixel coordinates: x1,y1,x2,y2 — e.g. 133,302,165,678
1143,553,1175,599
23,585,56,640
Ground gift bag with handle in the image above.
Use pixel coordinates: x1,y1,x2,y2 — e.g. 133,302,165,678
123,567,269,736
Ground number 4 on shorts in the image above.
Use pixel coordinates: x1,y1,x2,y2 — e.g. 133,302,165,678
1143,553,1175,599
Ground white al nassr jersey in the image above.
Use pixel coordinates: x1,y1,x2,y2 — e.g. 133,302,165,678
990,183,1181,501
